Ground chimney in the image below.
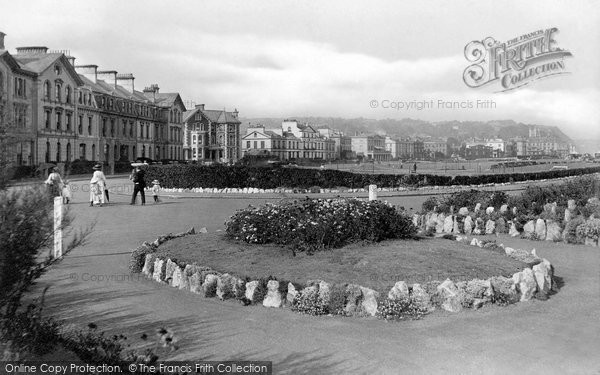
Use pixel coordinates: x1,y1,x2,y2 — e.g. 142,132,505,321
15,46,48,54
0,32,5,50
75,65,98,83
66,55,75,66
116,73,135,92
233,108,239,118
195,104,205,111
143,84,159,101
97,70,118,89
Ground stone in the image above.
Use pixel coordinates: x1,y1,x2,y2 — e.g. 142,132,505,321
567,199,577,211
470,238,483,247
189,272,203,294
170,266,184,288
216,274,234,300
435,213,445,234
486,207,494,215
509,221,520,237
545,220,562,242
199,227,208,233
437,279,462,312
466,279,494,305
426,213,438,232
543,202,555,213
452,217,460,234
485,219,496,235
535,219,547,239
142,253,156,277
164,259,178,283
523,220,536,238
564,209,573,223
500,204,508,213
286,283,298,304
187,227,196,235
464,216,474,235
245,281,259,302
263,280,283,308
388,281,410,300
412,214,420,228
359,287,380,316
345,284,363,314
443,215,454,233
512,268,537,301
458,207,469,216
533,259,554,295
489,276,519,304
496,218,507,234
152,258,166,282
318,280,332,305
202,274,219,298
473,218,484,235
474,203,481,213
411,283,433,311
232,278,246,299
512,206,518,215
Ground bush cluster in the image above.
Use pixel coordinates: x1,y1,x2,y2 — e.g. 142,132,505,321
225,198,416,253
375,296,428,321
141,164,600,189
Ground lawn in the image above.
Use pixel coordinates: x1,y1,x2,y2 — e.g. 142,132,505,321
156,233,526,292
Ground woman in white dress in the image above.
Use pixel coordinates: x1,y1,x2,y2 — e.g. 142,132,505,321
90,164,107,207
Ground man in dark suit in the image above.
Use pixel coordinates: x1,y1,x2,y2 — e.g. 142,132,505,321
130,166,146,205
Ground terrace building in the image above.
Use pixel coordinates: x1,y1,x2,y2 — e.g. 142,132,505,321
350,133,391,161
282,119,335,160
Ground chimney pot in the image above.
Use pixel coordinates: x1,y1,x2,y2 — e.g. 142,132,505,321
195,104,205,111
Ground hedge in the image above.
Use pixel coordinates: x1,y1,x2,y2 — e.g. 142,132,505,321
140,164,600,189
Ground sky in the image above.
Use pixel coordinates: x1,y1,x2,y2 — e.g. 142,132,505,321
1,0,598,140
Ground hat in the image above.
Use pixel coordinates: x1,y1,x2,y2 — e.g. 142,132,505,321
93,164,102,170
152,180,160,184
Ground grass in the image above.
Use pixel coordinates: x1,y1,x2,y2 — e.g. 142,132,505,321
156,233,526,293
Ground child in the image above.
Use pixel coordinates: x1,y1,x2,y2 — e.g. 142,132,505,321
151,180,161,203
62,180,72,204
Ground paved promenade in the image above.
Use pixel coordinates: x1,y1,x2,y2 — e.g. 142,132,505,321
29,177,600,374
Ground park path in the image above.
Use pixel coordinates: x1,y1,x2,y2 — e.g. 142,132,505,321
30,177,600,374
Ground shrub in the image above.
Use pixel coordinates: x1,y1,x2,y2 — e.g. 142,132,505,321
225,198,417,254
129,243,156,273
564,216,586,244
291,288,328,316
327,285,348,316
375,296,428,321
421,196,439,212
423,190,509,214
252,277,272,304
579,218,600,241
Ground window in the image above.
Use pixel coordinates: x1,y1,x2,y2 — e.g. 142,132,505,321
66,143,71,161
79,143,86,160
140,124,144,138
102,118,107,137
253,141,257,149
260,141,265,149
44,110,51,129
246,141,250,149
54,64,61,75
78,91,82,104
192,135,197,144
110,119,115,137
54,83,62,102
78,115,83,134
43,81,51,100
56,142,61,162
66,113,72,131
123,120,127,137
56,112,62,130
45,142,50,162
146,124,149,138
66,86,72,104
129,121,134,137
91,144,96,160
88,117,92,135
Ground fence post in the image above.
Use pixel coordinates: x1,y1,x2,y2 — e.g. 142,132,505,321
369,184,378,201
53,196,63,259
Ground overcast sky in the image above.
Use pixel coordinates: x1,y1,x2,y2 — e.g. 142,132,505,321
1,0,598,140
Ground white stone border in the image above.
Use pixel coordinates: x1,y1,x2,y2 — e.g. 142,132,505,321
130,228,558,320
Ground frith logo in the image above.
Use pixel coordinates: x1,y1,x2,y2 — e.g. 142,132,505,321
463,28,572,92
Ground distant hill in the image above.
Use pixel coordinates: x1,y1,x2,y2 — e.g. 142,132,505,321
239,117,573,143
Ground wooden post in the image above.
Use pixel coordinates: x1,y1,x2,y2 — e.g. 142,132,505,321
53,196,63,259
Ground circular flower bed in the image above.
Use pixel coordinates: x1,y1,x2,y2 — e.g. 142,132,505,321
224,198,417,253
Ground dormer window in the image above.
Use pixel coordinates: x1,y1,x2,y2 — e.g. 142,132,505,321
54,64,61,75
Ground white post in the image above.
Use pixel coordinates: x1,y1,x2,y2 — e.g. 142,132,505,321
53,196,63,259
368,184,378,201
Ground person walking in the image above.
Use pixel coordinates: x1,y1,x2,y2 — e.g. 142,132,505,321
413,162,417,174
90,164,107,207
151,180,161,203
130,166,146,205
44,167,64,197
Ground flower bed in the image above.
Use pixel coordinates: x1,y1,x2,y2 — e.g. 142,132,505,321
129,228,558,322
224,198,416,253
